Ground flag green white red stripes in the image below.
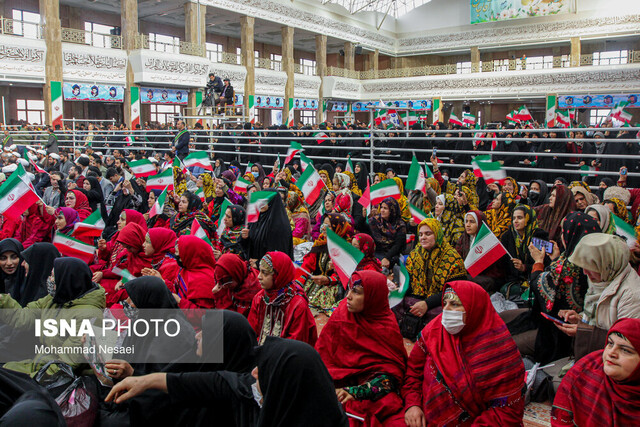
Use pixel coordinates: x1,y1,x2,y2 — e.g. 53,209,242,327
295,164,324,205
149,187,168,218
432,98,441,125
183,151,212,171
284,141,303,164
449,111,463,126
471,156,506,185
516,105,533,122
246,191,277,223
53,232,96,263
215,199,233,237
406,156,426,193
130,86,140,130
389,262,410,308
127,159,157,178
72,210,105,239
424,161,434,179
195,187,205,201
464,223,510,277
546,95,557,127
287,98,295,127
50,81,63,129
247,95,256,124
244,162,254,176
299,152,313,171
400,110,418,126
611,102,632,123
326,228,364,289
345,157,354,173
191,218,213,245
233,176,251,194
0,167,40,220
112,266,135,283
462,112,476,125
358,179,371,217
314,132,328,144
146,168,174,191
23,151,48,175
195,91,203,126
612,215,636,248
556,110,570,128
408,202,429,224
506,110,520,124
369,180,401,205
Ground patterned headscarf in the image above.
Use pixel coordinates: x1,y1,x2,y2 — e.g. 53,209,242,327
606,198,630,223
486,192,517,239
437,193,465,245
173,166,188,197
343,171,362,196
333,172,350,192
406,218,466,298
312,213,351,249
200,173,216,199
510,204,538,261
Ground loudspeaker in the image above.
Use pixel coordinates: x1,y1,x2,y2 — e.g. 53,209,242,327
355,46,362,55
339,49,345,56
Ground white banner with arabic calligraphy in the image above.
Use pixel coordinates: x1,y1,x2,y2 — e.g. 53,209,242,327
62,44,127,84
470,0,574,24
129,50,210,88
0,35,46,83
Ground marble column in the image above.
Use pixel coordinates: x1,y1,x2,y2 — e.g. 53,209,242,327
344,41,354,71
241,16,255,100
281,26,294,126
471,46,480,73
315,34,327,123
39,0,62,126
121,0,138,128
570,37,581,67
185,2,206,126
369,49,379,78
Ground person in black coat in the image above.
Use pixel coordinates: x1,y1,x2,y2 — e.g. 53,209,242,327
172,120,190,160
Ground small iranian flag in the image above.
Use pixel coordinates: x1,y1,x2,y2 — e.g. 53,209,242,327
215,198,233,237
462,112,476,125
345,157,354,173
358,179,371,216
23,151,48,175
389,262,410,308
464,223,510,277
400,111,418,126
326,228,364,289
546,94,557,127
72,210,105,239
183,151,213,171
314,132,328,144
127,159,157,178
295,165,324,205
406,234,415,244
111,266,135,284
246,191,277,223
406,156,426,194
272,153,281,174
284,141,303,165
53,232,96,263
424,161,434,179
515,105,533,122
432,98,441,124
556,110,570,128
233,176,251,194
408,202,429,224
612,215,636,248
299,152,313,171
369,180,401,206
191,218,213,245
449,111,463,126
195,187,205,201
506,111,520,124
149,186,168,218
245,162,254,176
0,167,40,220
471,156,506,185
146,168,174,191
611,102,632,124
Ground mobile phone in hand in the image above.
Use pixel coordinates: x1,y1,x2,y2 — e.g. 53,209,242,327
541,312,567,325
532,237,553,254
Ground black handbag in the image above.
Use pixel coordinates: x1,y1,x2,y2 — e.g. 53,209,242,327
400,312,425,340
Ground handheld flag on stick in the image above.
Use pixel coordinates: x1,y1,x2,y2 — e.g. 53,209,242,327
326,228,364,289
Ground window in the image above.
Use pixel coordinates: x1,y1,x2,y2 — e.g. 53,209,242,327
456,61,471,74
11,9,40,39
16,99,45,124
300,110,315,125
560,54,571,68
518,55,554,70
84,22,116,48
206,42,223,62
150,104,182,124
299,58,316,76
270,53,282,71
592,50,628,66
255,50,260,67
236,47,242,65
149,33,180,54
491,59,510,72
271,110,282,126
588,109,625,126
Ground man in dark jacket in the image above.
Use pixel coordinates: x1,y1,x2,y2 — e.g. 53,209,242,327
172,120,190,160
44,127,59,154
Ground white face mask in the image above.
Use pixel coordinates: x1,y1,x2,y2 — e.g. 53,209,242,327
441,309,465,335
251,381,263,408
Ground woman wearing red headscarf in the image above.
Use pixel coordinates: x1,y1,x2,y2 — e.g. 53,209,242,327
92,209,147,278
173,235,216,313
140,228,180,291
552,318,640,426
100,223,151,307
212,253,261,317
64,189,93,220
403,281,525,427
317,271,407,427
248,251,317,346
352,233,382,273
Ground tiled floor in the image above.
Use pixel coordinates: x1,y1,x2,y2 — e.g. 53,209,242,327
315,314,552,426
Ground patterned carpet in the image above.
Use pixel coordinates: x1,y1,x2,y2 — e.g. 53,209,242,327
315,314,553,426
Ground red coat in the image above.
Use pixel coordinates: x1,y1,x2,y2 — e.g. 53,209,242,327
16,206,51,248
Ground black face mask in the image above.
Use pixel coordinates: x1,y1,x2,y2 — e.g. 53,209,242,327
175,255,184,268
529,190,540,203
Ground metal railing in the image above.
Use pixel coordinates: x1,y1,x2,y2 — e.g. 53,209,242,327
0,17,43,39
61,27,122,49
9,126,639,186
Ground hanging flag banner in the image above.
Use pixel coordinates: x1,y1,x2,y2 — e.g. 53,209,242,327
559,94,640,109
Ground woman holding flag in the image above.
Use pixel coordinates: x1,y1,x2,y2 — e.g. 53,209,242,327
171,190,215,238
369,197,406,271
172,235,217,316
216,204,246,258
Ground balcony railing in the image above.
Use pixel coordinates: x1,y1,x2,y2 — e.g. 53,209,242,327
221,51,241,65
0,17,43,39
61,27,122,49
134,34,205,56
